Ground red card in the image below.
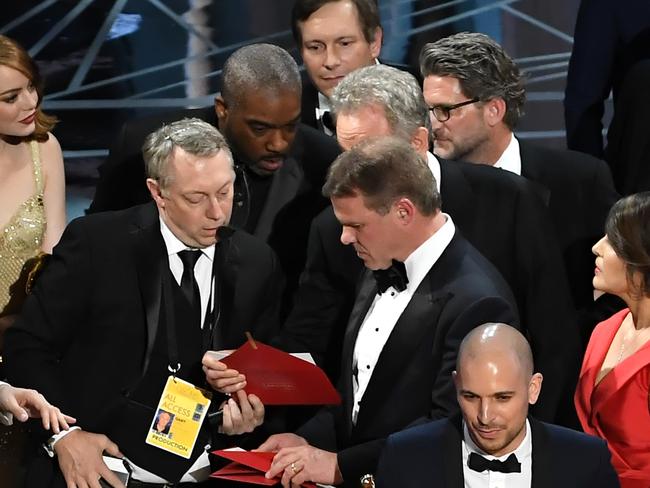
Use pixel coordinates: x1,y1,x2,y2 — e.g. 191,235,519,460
211,449,317,487
211,461,277,486
222,341,341,405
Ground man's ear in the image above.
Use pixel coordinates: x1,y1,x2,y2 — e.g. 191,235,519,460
527,372,543,405
369,27,383,59
483,97,507,127
410,126,430,154
146,178,164,208
393,198,416,225
215,96,228,125
452,370,459,390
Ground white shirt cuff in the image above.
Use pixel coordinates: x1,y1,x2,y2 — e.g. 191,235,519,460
44,426,81,457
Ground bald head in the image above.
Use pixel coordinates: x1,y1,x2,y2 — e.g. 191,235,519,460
454,323,542,457
457,323,534,378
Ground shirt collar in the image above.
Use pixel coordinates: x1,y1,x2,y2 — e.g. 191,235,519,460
403,213,455,292
426,151,442,194
463,418,532,462
493,133,521,175
317,91,331,113
159,217,215,261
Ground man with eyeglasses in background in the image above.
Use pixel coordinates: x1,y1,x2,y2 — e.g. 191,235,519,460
420,32,621,358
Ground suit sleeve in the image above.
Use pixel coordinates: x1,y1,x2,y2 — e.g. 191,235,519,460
513,183,581,424
4,220,93,433
273,217,351,365
375,435,401,488
251,245,285,343
589,440,621,488
295,405,339,452
564,0,616,157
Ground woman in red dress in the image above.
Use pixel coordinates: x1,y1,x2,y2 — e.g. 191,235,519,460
575,192,650,488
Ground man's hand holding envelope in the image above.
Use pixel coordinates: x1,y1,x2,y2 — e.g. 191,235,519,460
202,341,341,406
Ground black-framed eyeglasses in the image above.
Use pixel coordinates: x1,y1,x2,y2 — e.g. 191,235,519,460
428,98,480,122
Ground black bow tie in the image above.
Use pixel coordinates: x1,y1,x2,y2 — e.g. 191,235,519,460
372,260,408,295
468,452,521,474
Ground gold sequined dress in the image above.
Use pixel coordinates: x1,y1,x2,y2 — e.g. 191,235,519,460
0,141,45,314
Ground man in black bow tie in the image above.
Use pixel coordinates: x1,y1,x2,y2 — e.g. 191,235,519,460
376,323,620,488
257,137,519,487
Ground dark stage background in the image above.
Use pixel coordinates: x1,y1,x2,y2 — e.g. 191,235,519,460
0,0,597,219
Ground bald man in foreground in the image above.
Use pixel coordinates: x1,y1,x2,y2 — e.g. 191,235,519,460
376,324,620,488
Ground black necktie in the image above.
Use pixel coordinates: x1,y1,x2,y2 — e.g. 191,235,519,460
320,110,335,133
468,452,521,473
178,250,202,326
372,260,408,295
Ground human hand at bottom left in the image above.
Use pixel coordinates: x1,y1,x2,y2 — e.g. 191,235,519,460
0,383,76,432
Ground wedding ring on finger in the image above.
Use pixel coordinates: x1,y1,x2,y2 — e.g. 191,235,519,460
290,461,302,474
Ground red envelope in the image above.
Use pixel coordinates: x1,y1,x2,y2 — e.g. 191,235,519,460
211,449,317,487
212,461,277,485
222,341,341,405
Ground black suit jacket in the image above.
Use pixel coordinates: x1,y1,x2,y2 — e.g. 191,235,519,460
564,0,650,158
604,59,650,195
518,141,622,341
4,203,284,485
296,232,518,486
377,415,620,488
88,107,340,309
279,158,577,424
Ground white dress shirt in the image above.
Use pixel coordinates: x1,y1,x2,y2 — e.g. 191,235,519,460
351,214,455,424
316,92,334,136
462,419,532,488
426,151,442,194
160,217,215,327
493,134,522,176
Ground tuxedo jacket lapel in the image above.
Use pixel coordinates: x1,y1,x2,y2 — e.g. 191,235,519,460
439,162,476,227
211,233,240,348
518,141,552,206
254,158,304,241
131,203,166,376
355,273,448,432
519,141,543,180
301,77,320,129
530,418,553,488
339,272,377,435
442,416,465,488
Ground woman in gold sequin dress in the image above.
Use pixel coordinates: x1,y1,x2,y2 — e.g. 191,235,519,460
0,35,66,321
0,35,67,483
